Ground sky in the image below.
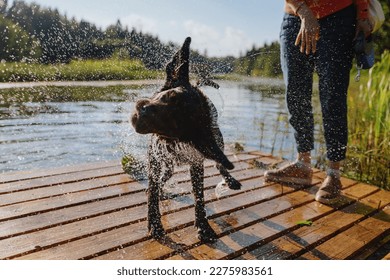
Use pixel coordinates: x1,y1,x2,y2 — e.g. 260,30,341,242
8,0,285,57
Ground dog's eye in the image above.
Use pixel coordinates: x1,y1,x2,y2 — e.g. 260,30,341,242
141,105,147,112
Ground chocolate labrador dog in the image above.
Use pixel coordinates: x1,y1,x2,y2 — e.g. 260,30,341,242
131,37,241,243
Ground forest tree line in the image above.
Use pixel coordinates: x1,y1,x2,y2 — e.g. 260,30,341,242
0,0,388,78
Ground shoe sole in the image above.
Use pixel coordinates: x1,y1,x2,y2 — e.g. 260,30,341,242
315,195,340,204
264,172,312,186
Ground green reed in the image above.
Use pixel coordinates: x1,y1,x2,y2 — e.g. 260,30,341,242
346,50,389,189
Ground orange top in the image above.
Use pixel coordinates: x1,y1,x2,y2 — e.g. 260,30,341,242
285,0,368,19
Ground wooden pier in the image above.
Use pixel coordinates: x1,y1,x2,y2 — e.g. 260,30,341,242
0,150,389,260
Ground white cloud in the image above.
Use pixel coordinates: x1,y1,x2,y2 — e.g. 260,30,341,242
168,20,178,28
183,20,252,57
110,16,254,57
184,20,220,39
120,14,157,33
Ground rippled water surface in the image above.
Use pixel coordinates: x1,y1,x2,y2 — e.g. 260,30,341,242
0,80,325,173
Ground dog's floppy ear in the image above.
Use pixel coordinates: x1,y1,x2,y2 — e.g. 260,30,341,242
162,37,191,90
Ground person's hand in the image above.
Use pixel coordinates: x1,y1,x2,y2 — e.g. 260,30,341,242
295,5,320,55
355,18,372,38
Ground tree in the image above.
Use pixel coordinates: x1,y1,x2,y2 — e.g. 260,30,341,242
0,15,40,61
374,0,390,57
0,0,7,14
234,41,282,77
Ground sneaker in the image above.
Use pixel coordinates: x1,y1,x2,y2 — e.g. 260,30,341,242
264,161,312,186
315,175,342,204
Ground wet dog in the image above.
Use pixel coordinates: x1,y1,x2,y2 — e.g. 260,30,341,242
131,37,241,243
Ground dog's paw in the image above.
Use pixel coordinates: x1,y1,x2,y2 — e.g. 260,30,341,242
148,223,166,239
197,224,218,243
227,177,242,190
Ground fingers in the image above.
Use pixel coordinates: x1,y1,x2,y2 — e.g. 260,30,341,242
295,31,302,48
311,34,318,54
295,28,319,55
295,15,320,55
305,30,311,54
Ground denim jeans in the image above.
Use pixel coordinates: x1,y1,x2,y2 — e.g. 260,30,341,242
280,5,356,162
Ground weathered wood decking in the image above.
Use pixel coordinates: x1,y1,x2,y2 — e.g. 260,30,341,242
0,150,389,260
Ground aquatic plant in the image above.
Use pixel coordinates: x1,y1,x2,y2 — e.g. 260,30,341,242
346,50,389,189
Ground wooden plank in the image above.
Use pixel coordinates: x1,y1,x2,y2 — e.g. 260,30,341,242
0,148,242,184
1,159,271,259
91,185,319,260
175,201,332,260
14,173,312,260
0,160,119,184
248,151,273,157
0,205,148,259
1,150,388,261
355,234,390,260
188,198,329,260
93,174,348,260
234,236,304,260
0,161,257,220
300,200,390,260
0,174,133,208
0,190,146,239
0,153,265,221
243,186,389,260
235,182,380,260
0,181,143,221
158,179,374,260
22,164,356,260
0,151,260,195
0,166,125,194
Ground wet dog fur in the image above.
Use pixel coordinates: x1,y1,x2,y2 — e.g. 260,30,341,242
131,37,241,243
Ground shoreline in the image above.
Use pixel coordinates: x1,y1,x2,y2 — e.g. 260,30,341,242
0,76,285,89
0,79,165,89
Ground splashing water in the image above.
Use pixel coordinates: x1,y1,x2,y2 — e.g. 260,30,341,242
0,79,320,174
215,179,230,199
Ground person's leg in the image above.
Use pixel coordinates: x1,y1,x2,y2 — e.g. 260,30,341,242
265,13,314,185
314,6,356,202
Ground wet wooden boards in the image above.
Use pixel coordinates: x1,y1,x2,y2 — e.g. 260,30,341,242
0,150,389,260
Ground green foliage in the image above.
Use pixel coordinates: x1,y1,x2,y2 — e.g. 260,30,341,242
0,15,41,61
234,42,282,78
121,154,147,180
0,58,160,82
346,50,390,189
0,1,176,67
373,0,390,57
0,85,131,104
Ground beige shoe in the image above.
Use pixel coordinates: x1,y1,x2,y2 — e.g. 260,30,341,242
264,161,313,186
315,175,342,204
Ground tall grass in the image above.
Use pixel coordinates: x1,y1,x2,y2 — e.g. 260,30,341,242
346,50,389,189
0,58,161,82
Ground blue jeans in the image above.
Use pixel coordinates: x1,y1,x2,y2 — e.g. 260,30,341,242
280,5,356,162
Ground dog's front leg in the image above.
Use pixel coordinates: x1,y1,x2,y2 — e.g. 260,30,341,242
147,154,165,239
217,163,242,190
190,162,217,243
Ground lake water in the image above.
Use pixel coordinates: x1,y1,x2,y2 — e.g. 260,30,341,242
0,79,326,173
